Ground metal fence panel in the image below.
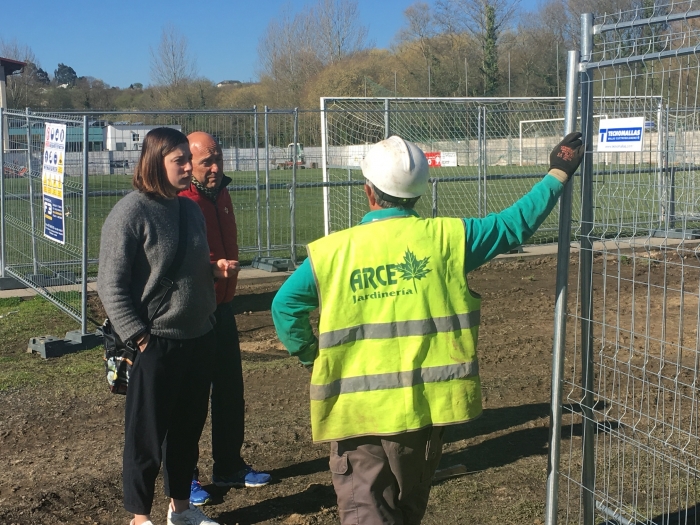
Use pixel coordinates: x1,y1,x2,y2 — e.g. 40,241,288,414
0,109,87,328
321,97,576,242
548,5,700,525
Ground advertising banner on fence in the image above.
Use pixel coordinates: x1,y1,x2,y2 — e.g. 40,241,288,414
597,117,645,152
425,152,441,167
42,123,67,244
441,151,457,167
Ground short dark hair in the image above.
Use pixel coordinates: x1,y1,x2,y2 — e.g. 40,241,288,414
367,181,419,210
133,127,189,198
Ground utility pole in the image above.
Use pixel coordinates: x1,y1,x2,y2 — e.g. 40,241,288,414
428,64,431,97
508,52,511,97
465,57,468,97
556,41,560,97
394,72,397,97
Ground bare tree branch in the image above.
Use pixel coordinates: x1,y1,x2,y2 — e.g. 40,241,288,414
315,0,371,64
149,24,197,88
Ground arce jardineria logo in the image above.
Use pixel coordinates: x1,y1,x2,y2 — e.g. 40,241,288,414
396,248,432,292
350,248,432,304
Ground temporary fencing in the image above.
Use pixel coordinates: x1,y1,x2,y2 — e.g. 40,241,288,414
320,97,571,240
0,107,322,333
320,96,669,243
546,4,700,525
0,108,89,332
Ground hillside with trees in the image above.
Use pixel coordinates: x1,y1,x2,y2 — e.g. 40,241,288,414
0,0,631,111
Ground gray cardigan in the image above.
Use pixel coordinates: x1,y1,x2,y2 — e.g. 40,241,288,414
97,191,216,342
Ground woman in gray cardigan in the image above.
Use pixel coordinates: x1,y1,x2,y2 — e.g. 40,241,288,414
98,127,238,525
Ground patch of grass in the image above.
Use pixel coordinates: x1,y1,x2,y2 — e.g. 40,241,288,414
0,295,102,392
0,297,21,308
0,347,104,393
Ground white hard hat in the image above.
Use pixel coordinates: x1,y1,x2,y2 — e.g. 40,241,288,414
360,136,429,200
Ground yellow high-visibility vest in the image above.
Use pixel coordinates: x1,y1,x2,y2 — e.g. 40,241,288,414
306,215,482,443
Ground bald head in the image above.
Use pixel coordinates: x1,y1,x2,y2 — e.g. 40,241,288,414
187,131,224,189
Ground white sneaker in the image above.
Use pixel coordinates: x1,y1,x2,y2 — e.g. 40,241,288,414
167,504,219,525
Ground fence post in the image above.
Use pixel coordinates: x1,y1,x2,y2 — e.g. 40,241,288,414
264,106,271,256
477,106,482,217
254,106,262,256
431,179,438,218
579,13,596,525
321,98,330,236
655,98,664,229
384,98,391,139
81,115,89,334
482,106,488,216
0,107,5,279
347,166,352,228
544,49,580,525
290,108,298,266
25,107,38,275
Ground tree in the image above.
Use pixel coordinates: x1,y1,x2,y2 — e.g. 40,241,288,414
434,0,519,95
481,4,499,95
150,24,197,88
257,5,323,106
315,0,370,64
54,63,77,86
149,24,199,107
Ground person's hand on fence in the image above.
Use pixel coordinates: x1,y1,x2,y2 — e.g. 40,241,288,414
213,259,241,279
549,132,585,183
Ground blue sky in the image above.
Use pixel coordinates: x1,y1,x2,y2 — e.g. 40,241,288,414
2,0,539,89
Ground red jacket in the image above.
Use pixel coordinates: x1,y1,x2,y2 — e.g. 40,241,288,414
180,175,239,304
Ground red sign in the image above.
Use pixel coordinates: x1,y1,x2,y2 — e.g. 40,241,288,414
425,152,442,167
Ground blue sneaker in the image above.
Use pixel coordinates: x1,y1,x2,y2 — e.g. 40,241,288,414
189,479,211,506
212,465,271,488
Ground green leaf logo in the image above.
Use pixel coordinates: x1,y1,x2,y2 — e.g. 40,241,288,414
395,248,432,292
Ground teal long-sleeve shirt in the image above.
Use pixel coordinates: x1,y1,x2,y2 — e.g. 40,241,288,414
271,174,565,365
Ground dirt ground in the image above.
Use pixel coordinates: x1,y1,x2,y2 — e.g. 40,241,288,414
0,255,597,524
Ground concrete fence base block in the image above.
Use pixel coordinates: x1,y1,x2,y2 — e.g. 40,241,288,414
27,330,103,358
0,276,25,290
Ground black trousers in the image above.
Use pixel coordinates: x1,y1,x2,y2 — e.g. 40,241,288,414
330,427,445,525
123,330,215,515
209,301,246,476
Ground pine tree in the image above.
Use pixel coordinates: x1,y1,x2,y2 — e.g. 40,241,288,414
481,4,499,96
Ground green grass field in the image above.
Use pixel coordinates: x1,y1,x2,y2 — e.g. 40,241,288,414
2,161,694,314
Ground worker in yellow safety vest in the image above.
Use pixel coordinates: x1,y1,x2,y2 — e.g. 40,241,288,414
272,133,584,525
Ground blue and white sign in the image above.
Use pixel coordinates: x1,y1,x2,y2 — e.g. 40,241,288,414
598,117,645,152
42,123,67,244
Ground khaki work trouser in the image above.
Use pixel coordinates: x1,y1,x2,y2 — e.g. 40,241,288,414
329,426,445,525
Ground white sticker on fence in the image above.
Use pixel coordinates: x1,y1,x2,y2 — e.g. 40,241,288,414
441,152,457,167
597,117,645,152
42,123,67,245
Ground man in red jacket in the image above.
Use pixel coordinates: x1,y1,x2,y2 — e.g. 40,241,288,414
180,132,270,506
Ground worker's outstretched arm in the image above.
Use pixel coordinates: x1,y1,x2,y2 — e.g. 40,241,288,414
465,132,584,273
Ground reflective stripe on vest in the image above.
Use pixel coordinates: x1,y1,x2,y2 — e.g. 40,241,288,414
310,360,479,400
318,311,480,349
307,215,482,442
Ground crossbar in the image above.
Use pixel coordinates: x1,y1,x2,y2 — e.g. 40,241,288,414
594,9,700,34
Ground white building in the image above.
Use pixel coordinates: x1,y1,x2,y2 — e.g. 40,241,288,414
103,124,182,151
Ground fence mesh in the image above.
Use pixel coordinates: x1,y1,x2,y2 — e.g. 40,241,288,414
321,97,624,243
553,4,700,525
1,109,85,323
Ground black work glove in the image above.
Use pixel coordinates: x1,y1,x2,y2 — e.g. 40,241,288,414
549,132,584,183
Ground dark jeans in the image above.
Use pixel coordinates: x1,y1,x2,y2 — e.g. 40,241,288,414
209,301,246,477
330,427,445,525
122,331,215,515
